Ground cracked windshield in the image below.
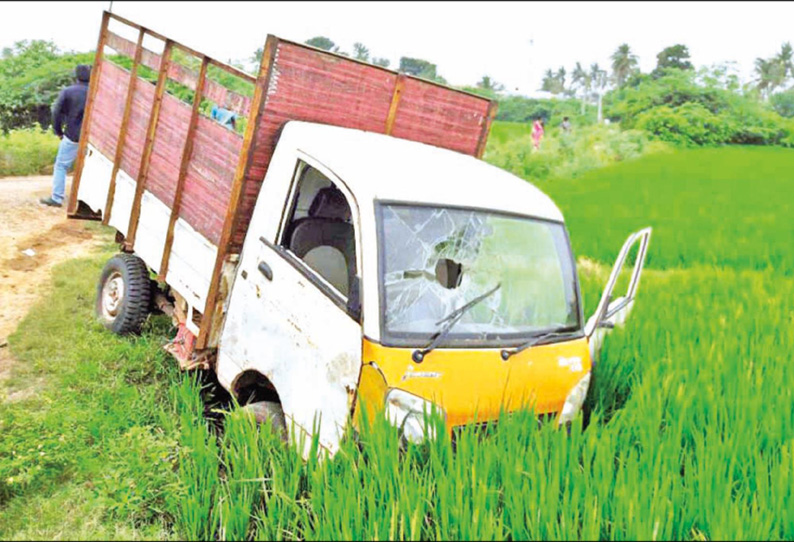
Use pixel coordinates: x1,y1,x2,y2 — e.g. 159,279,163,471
379,204,579,344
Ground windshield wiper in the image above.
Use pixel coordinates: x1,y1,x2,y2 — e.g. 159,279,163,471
412,283,501,363
500,326,580,361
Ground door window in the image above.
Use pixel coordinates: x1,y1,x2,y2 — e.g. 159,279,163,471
279,161,357,299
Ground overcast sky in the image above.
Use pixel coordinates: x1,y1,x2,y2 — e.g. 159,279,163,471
2,1,792,94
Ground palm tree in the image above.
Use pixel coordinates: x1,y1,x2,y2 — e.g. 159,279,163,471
590,63,608,122
571,62,590,114
611,43,639,88
776,42,793,82
540,68,557,93
755,57,786,100
555,66,567,94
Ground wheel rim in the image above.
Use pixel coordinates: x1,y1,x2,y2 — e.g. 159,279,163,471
101,271,125,320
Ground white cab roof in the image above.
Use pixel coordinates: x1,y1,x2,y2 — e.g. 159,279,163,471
280,121,565,223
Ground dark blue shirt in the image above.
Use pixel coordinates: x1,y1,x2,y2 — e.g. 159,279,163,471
52,80,89,142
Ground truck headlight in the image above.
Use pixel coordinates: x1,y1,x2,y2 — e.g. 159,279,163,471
385,389,442,444
558,372,592,427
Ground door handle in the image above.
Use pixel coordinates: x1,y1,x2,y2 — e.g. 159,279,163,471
257,261,273,281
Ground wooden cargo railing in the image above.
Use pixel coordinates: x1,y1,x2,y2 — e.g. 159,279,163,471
70,10,497,350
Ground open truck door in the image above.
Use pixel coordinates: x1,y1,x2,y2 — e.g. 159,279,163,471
585,227,652,361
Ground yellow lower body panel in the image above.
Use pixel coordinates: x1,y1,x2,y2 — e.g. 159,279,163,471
356,337,592,429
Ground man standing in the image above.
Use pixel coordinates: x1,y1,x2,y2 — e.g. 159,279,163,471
39,64,91,207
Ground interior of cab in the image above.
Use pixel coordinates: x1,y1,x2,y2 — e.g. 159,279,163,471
280,163,357,298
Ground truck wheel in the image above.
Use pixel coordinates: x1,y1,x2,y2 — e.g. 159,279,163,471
241,401,287,440
96,253,152,335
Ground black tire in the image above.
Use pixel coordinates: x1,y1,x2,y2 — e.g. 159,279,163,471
95,253,152,335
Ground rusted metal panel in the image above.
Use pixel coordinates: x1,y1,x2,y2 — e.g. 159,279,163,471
159,57,210,279
67,11,110,216
126,40,173,249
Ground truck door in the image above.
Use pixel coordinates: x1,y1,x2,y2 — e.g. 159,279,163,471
219,154,362,458
585,227,652,361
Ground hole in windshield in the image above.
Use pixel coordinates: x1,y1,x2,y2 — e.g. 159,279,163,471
435,258,463,289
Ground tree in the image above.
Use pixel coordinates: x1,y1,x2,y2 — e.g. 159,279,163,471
0,40,94,132
590,63,608,122
654,44,694,76
539,67,566,95
476,75,505,94
555,66,567,94
352,42,369,62
755,57,786,100
610,43,639,88
398,57,446,83
775,41,793,82
372,57,390,68
305,36,337,52
571,62,591,114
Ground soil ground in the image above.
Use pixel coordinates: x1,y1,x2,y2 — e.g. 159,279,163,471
0,175,104,384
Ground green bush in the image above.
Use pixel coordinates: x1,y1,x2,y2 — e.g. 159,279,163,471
607,68,793,147
0,128,60,176
634,103,733,146
485,121,670,182
0,40,94,133
770,88,794,118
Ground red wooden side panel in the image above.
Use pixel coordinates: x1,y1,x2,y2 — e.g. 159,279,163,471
179,115,243,245
231,40,492,250
146,92,192,204
118,77,155,181
391,77,490,156
87,59,127,158
233,41,397,248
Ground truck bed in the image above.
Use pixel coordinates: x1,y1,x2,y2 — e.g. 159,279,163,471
69,11,497,348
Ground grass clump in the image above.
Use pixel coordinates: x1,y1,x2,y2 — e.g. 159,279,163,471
485,121,671,183
0,128,60,176
0,241,182,539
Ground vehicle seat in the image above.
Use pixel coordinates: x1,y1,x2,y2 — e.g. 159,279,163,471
287,187,356,297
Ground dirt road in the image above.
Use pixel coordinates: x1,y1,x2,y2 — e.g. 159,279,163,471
0,176,104,382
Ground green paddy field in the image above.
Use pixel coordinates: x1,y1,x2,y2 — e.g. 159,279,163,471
1,136,792,540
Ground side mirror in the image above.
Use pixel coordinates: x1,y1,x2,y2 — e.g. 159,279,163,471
347,276,362,322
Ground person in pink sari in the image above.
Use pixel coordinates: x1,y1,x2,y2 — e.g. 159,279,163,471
531,118,545,150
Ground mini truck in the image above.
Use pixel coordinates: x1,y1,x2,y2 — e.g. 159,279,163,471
69,12,651,457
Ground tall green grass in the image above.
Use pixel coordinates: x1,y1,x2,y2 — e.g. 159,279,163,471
2,145,793,540
0,128,60,177
536,146,794,274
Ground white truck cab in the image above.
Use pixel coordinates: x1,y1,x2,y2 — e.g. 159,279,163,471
216,122,651,456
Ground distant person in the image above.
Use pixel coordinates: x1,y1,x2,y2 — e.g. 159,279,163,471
531,117,545,150
40,64,91,208
561,116,571,133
